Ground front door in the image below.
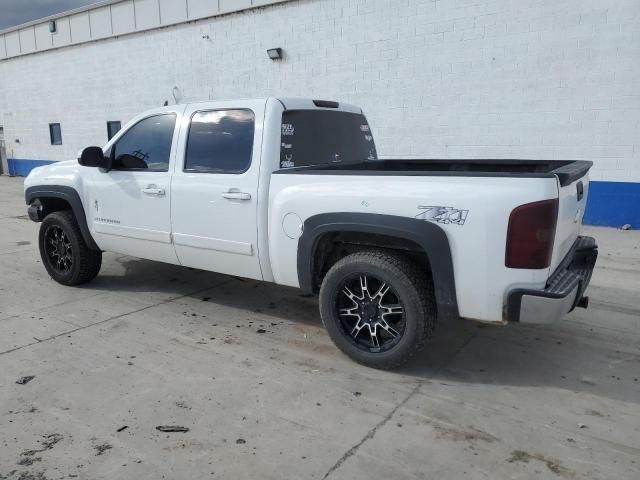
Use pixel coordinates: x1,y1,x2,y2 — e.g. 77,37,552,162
87,109,183,264
170,102,264,280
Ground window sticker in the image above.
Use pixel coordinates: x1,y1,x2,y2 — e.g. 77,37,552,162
281,153,295,168
282,124,295,136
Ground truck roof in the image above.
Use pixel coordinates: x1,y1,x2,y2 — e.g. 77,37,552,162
167,98,363,114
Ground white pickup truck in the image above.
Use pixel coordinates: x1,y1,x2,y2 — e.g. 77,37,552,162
24,98,598,368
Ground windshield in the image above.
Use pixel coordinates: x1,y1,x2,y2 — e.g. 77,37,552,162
280,110,377,169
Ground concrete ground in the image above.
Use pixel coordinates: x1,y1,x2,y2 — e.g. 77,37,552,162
0,175,638,480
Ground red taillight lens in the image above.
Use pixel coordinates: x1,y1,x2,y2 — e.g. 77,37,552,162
505,199,558,269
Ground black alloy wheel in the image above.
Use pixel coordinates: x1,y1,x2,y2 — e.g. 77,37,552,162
319,250,436,369
44,225,74,275
38,210,102,286
336,274,406,353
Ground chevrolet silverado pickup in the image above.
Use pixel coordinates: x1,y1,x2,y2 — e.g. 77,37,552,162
24,98,598,369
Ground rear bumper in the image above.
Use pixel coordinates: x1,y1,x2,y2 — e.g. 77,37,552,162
507,236,598,324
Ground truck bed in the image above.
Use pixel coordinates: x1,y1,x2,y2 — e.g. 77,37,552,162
275,159,593,187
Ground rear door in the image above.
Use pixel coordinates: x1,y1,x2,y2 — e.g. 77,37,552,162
170,101,265,280
88,108,184,263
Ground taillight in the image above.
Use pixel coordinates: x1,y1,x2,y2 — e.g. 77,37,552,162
505,199,558,269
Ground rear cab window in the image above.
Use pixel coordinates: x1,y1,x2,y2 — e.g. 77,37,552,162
280,110,377,169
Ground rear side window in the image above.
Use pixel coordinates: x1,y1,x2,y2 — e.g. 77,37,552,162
185,109,255,174
110,114,176,172
280,110,377,169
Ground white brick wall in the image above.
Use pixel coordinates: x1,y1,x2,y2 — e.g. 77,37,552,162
0,0,638,182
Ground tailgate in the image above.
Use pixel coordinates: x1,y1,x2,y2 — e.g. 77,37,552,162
550,162,593,272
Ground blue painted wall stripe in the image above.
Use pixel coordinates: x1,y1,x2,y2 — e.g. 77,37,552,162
6,158,638,229
583,181,640,229
8,158,56,177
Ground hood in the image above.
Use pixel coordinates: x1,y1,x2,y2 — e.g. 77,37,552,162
24,160,85,191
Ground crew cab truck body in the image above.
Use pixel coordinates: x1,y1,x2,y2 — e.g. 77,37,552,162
24,98,598,368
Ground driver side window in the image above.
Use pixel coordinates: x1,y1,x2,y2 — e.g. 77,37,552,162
109,114,176,172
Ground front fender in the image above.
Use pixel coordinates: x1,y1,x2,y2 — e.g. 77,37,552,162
25,185,100,251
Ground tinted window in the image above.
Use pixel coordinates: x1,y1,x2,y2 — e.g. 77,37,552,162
185,110,255,173
107,121,122,141
280,110,377,169
49,123,62,145
111,114,176,171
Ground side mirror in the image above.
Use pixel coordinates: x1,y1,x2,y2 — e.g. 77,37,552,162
79,146,109,168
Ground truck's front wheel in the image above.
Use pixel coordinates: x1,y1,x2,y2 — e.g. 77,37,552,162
39,211,102,286
319,251,436,369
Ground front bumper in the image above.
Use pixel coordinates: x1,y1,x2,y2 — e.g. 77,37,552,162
507,236,598,324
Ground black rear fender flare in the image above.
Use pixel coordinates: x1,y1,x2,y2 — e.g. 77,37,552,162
297,213,460,322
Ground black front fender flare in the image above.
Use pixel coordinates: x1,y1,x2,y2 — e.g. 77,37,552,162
297,213,460,322
25,185,100,251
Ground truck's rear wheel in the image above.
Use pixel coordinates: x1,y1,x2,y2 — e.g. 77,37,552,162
319,250,436,369
39,211,102,286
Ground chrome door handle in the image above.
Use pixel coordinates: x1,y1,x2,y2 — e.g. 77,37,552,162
222,191,251,201
142,185,166,196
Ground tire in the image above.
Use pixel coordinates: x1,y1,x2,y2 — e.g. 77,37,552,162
319,250,436,369
39,210,102,286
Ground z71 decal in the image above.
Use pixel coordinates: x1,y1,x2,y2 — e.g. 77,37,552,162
416,206,469,226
